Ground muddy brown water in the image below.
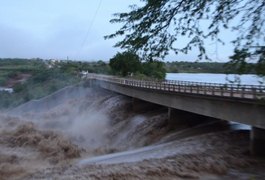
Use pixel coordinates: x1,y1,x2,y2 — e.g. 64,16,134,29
1,85,265,180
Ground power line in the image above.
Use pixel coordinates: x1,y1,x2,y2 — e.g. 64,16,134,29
75,0,103,59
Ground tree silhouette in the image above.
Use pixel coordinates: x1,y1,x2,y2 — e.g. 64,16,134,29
105,0,264,75
109,51,142,76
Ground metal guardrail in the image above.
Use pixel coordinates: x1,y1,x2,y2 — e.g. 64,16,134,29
86,73,265,100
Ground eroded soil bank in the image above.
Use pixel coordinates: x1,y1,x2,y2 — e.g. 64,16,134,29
1,84,265,180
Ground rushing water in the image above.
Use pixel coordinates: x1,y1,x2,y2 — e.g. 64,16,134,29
1,82,263,179
166,73,265,85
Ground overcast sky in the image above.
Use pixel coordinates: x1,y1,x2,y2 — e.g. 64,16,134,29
0,0,235,62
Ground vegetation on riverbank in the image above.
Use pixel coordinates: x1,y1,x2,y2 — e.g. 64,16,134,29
109,51,166,80
165,61,260,74
0,58,110,109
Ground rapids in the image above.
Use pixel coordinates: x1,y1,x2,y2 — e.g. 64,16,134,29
0,83,264,179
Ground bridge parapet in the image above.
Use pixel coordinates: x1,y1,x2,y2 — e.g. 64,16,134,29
87,73,265,100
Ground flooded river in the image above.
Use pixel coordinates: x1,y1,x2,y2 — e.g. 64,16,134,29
0,84,264,179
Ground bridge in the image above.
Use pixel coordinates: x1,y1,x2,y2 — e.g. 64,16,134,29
86,73,265,156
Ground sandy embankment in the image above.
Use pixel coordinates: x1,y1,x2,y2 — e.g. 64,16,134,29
0,84,265,180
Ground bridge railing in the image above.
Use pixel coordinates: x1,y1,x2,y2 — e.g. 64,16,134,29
86,73,265,100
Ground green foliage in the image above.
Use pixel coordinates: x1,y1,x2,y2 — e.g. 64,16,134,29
0,77,6,86
0,57,164,110
109,51,142,76
109,51,166,79
255,47,265,76
13,84,25,93
142,61,166,79
0,58,46,72
0,92,14,108
59,60,111,74
166,61,228,73
132,72,149,80
88,60,111,74
106,0,265,74
0,58,48,87
165,60,260,74
0,58,114,110
225,48,264,75
0,73,80,109
225,49,251,75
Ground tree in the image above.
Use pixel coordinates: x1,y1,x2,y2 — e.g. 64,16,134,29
109,51,142,76
105,0,265,75
142,61,166,79
225,49,251,74
225,47,265,76
255,47,265,75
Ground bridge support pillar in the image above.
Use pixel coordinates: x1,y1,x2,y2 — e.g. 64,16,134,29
250,127,265,156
